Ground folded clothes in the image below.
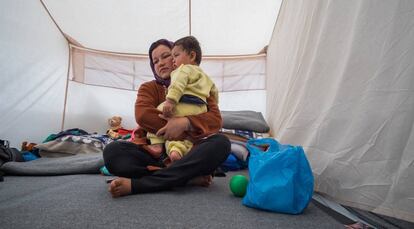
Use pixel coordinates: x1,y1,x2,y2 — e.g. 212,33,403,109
220,128,270,140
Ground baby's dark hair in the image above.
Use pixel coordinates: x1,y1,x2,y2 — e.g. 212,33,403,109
174,36,202,65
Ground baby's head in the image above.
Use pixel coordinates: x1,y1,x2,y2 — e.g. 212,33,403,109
172,36,202,68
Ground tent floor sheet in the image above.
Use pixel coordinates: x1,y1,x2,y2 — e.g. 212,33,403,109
0,171,344,229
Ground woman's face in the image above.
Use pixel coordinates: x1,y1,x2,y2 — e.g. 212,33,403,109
151,45,174,79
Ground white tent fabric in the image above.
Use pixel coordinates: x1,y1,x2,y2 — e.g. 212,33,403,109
0,0,68,147
267,0,414,222
1,0,414,223
70,46,265,92
42,0,281,55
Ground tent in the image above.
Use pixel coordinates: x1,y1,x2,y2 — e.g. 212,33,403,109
1,0,413,225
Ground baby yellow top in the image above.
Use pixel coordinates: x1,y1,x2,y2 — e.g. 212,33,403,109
167,64,219,104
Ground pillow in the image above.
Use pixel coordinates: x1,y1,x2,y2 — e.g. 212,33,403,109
221,110,270,133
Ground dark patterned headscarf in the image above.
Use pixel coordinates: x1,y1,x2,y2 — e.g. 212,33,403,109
148,39,174,87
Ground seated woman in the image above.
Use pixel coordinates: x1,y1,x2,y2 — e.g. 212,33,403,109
103,39,231,197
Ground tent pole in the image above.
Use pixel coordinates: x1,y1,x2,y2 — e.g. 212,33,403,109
60,46,71,131
39,0,71,131
189,0,192,35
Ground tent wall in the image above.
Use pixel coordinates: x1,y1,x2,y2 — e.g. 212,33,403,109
64,82,138,134
65,47,267,134
0,0,68,147
267,0,414,222
69,46,266,93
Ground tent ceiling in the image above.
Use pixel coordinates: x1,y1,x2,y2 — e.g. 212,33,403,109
42,0,281,55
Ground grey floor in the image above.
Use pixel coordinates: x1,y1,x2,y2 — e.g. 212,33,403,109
0,171,343,229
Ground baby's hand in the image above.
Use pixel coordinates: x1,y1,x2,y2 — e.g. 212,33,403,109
163,99,175,118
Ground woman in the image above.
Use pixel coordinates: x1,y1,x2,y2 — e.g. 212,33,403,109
103,39,230,197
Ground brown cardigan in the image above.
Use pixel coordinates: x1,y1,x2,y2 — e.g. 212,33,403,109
133,80,222,145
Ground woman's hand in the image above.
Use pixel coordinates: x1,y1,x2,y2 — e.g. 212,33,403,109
156,115,191,140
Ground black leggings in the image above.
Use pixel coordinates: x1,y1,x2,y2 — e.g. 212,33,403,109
103,134,230,194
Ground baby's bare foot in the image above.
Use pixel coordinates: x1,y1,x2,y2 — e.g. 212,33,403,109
143,144,164,158
147,144,163,154
188,175,213,187
108,177,132,198
169,151,182,162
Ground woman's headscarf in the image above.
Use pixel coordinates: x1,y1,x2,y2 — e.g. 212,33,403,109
148,39,174,87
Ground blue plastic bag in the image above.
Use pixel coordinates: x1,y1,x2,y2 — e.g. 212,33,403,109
242,138,314,214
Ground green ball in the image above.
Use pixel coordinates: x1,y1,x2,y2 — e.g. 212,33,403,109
229,175,249,197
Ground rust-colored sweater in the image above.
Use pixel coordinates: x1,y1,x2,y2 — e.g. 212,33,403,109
134,80,222,145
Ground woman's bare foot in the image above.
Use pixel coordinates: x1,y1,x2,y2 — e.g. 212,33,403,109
188,175,213,187
108,177,132,198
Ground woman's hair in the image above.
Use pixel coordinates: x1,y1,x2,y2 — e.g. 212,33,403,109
148,39,174,86
174,36,202,65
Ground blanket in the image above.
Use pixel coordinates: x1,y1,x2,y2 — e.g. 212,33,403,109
0,154,103,175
